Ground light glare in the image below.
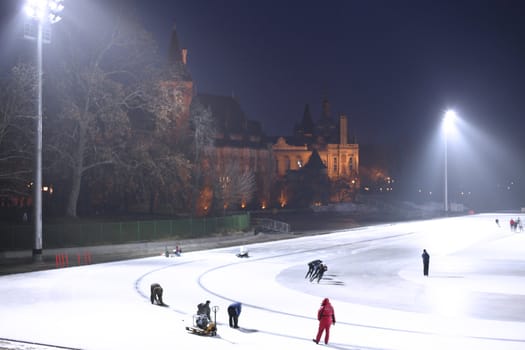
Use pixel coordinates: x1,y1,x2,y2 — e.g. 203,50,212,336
25,0,64,23
443,109,457,134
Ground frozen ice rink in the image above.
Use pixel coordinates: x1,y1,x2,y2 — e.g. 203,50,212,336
1,213,524,350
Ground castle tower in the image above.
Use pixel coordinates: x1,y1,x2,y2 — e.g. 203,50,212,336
339,114,348,145
322,97,331,119
294,104,314,144
161,22,193,137
301,104,314,135
168,23,183,65
315,97,337,146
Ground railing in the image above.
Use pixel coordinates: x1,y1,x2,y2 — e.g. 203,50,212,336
252,218,290,233
0,214,250,251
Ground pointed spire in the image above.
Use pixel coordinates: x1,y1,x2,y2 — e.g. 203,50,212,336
301,104,314,133
303,149,327,171
303,104,312,120
168,22,182,65
322,97,330,119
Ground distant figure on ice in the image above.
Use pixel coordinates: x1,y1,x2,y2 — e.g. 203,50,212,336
495,218,500,227
150,283,165,305
312,298,336,345
510,218,516,232
421,249,430,276
196,300,211,329
227,302,242,328
237,246,249,258
197,300,211,320
174,245,182,256
305,259,322,279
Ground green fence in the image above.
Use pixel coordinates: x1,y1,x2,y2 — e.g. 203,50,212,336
0,214,250,251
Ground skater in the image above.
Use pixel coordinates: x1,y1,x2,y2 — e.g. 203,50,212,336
312,297,336,345
421,249,430,276
305,259,322,279
310,263,321,282
150,283,164,305
227,302,242,328
310,263,327,282
495,218,500,227
197,300,211,320
174,245,182,256
315,264,328,283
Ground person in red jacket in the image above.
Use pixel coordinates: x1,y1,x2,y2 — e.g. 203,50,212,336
312,298,336,344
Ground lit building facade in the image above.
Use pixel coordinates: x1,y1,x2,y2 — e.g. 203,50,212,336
166,25,359,210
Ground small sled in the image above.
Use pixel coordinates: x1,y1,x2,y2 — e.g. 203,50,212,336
185,314,217,336
236,246,249,258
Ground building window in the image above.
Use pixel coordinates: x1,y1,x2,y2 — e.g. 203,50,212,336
297,158,303,168
349,157,353,172
333,157,338,173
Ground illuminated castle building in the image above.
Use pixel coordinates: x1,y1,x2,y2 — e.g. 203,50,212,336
166,24,359,211
272,100,360,206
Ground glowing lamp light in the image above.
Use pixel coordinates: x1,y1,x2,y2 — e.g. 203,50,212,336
48,0,65,12
24,0,64,23
442,109,457,134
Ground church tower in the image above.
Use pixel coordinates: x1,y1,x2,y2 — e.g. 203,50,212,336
161,22,194,135
294,104,314,144
315,97,337,146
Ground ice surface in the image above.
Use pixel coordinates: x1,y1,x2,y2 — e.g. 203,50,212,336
1,213,524,349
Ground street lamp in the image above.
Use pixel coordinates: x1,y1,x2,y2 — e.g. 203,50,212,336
442,109,457,213
24,0,64,262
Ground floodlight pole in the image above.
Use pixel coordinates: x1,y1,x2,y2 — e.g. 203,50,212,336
444,128,448,213
32,9,44,262
24,0,64,262
442,109,456,214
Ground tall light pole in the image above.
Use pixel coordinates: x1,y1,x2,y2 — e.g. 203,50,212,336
442,109,456,213
24,0,64,262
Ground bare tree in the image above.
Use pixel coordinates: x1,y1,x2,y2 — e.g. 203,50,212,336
213,160,255,215
0,63,36,199
45,2,186,217
189,100,215,215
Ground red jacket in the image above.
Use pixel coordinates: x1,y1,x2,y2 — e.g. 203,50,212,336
317,298,335,324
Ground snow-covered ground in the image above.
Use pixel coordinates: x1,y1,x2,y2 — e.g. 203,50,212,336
1,213,524,350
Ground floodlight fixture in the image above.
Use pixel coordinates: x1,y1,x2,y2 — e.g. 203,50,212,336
442,109,457,134
24,0,64,24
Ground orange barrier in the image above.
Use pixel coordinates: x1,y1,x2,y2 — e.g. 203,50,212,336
55,253,68,268
84,252,91,264
56,252,92,267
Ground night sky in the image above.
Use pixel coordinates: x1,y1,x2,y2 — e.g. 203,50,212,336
2,1,525,144
2,0,525,205
131,0,525,147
